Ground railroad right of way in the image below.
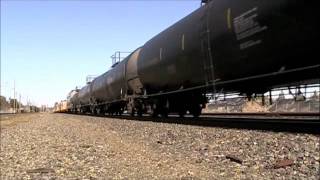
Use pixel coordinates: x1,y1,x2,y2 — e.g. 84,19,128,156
0,113,319,179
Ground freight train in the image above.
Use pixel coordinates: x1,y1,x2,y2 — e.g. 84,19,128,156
59,0,319,117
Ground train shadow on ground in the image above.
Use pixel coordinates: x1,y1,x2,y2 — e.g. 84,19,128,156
66,113,320,135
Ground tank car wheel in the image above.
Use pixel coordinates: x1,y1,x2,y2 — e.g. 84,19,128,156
178,105,187,118
150,104,158,117
152,110,158,117
161,108,169,118
91,108,96,115
190,104,202,118
161,112,168,118
96,108,101,115
178,109,186,118
131,109,135,116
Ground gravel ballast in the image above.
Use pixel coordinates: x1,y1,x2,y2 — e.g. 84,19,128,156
0,113,319,179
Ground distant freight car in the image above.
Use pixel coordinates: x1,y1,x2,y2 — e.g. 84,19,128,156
67,0,319,117
54,100,68,113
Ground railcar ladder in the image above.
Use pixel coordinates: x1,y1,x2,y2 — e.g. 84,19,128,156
200,1,217,100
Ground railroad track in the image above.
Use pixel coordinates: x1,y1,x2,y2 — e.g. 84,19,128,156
63,112,320,134
0,113,16,115
201,112,320,121
203,112,319,117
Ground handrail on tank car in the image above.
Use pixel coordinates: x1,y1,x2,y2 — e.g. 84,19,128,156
110,51,132,68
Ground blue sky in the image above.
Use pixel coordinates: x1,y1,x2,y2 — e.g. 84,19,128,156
1,0,200,106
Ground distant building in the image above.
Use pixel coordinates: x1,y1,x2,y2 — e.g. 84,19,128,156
0,96,10,111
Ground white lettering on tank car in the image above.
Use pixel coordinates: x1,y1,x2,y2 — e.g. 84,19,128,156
233,7,268,41
240,40,262,50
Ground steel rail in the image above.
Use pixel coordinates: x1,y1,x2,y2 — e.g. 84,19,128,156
61,111,320,134
202,112,320,117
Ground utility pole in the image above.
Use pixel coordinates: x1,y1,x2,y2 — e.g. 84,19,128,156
13,80,16,113
19,94,21,113
27,96,29,112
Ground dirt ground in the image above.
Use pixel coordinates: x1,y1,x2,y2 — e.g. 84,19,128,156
0,113,319,179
